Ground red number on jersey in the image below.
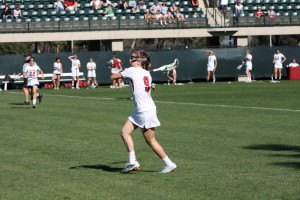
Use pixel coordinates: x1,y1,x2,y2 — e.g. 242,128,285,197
29,71,35,77
144,76,150,93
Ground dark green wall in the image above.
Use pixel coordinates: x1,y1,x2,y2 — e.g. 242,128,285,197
0,46,298,83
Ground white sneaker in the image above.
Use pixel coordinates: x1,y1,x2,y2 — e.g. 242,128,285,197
120,162,140,173
212,79,216,84
72,87,74,89
159,163,177,173
76,87,80,89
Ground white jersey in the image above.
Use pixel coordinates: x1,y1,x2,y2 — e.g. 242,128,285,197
288,63,299,67
274,53,285,65
24,65,41,86
121,67,156,113
87,62,96,77
71,59,81,69
207,55,216,67
22,62,37,73
53,62,62,74
245,54,253,70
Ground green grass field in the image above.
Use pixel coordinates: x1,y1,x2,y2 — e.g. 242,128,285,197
0,81,300,200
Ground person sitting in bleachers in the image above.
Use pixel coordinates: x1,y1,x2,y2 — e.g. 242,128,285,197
13,5,23,19
90,0,102,10
54,0,65,13
144,9,152,21
288,59,299,67
191,0,199,7
155,10,167,26
138,0,147,10
1,3,13,21
63,0,78,11
267,8,276,25
128,0,137,12
150,1,161,15
174,8,185,21
170,3,178,18
104,3,114,17
220,0,228,11
255,7,265,18
119,0,128,9
234,1,243,15
161,3,174,24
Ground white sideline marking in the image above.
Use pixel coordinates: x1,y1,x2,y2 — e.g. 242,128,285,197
5,92,300,113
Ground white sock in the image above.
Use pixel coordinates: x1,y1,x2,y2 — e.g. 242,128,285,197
129,151,136,164
279,77,281,80
162,156,173,166
76,83,79,88
33,99,36,105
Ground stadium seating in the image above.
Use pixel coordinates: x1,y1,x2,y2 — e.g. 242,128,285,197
0,0,206,31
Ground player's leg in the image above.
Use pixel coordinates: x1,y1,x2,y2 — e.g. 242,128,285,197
32,86,37,108
87,77,91,88
142,128,177,173
120,120,140,173
207,71,211,83
76,76,80,89
274,67,278,80
279,68,282,81
57,75,60,89
52,74,57,89
23,87,29,104
212,71,216,84
72,76,75,89
173,72,177,84
93,77,98,87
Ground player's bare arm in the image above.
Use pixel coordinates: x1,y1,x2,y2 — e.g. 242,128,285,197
68,56,73,60
282,56,287,63
111,73,123,80
215,59,218,69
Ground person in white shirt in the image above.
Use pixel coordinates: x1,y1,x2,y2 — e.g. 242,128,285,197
220,0,228,10
110,50,177,174
234,1,243,14
86,57,98,88
52,57,63,90
205,50,217,84
155,10,167,25
13,6,23,19
244,50,253,82
23,57,45,108
54,0,64,13
90,0,102,10
288,59,299,67
273,49,286,81
68,55,81,89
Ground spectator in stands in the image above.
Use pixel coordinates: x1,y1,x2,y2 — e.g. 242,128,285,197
170,3,178,17
288,59,299,67
128,0,137,12
174,8,185,21
119,0,128,9
104,3,114,17
144,9,152,21
267,8,276,25
161,3,174,24
220,0,228,11
13,6,23,19
155,10,167,26
255,7,265,18
151,1,161,15
1,3,13,21
191,0,199,7
234,1,243,15
90,0,102,10
63,0,78,11
54,0,65,13
138,0,147,10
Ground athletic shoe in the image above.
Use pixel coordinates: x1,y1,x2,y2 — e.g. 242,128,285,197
38,94,43,103
23,101,30,105
76,87,80,89
212,79,216,84
72,87,74,89
33,104,36,109
159,163,177,173
57,87,59,90
120,162,140,173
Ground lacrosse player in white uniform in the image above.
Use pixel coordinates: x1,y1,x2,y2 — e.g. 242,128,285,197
167,69,177,85
245,50,253,83
273,49,286,82
23,57,44,108
110,50,177,174
52,57,63,90
86,57,98,88
68,55,81,89
205,50,217,84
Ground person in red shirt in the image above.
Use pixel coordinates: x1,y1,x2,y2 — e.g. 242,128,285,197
191,0,199,7
63,0,78,11
255,7,265,18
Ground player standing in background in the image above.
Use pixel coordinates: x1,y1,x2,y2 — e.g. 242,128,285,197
21,54,32,105
245,50,253,83
273,49,286,82
86,57,98,88
110,50,177,173
23,57,44,108
52,57,63,90
205,50,217,84
109,54,123,88
68,55,81,89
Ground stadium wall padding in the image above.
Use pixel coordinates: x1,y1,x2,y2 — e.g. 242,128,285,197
0,46,298,84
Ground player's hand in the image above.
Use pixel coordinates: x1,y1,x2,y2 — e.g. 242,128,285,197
42,76,45,79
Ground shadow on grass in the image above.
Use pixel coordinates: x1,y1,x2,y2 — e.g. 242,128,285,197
243,144,300,170
70,163,157,173
10,107,31,109
9,103,27,105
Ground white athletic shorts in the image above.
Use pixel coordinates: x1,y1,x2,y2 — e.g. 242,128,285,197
90,1,101,7
207,65,215,71
53,70,61,75
129,109,161,129
72,68,80,77
274,63,283,69
111,68,121,74
88,70,96,77
246,62,252,70
27,78,39,87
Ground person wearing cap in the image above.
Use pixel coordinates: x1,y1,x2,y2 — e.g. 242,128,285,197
255,7,265,18
1,3,13,20
267,7,276,25
150,1,161,15
234,1,243,15
13,5,23,19
104,3,114,17
68,55,81,89
138,0,147,10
